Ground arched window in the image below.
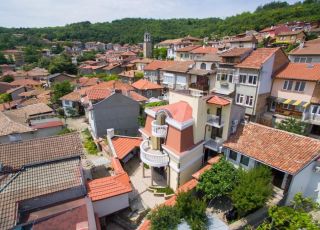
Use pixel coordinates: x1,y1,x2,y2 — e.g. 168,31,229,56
200,63,206,70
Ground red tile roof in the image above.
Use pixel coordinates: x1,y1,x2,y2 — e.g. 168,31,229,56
219,48,253,57
152,101,193,122
176,45,201,52
207,96,230,106
290,39,320,56
132,79,163,90
177,178,198,193
10,79,42,87
275,63,320,81
192,165,211,180
208,155,221,165
78,77,99,87
223,122,320,175
86,88,111,100
162,61,194,73
129,91,148,102
87,173,132,201
190,46,218,54
60,91,81,102
236,48,281,69
31,120,64,129
144,60,178,71
111,136,142,160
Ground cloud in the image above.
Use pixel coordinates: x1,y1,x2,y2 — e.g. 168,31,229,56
0,0,298,28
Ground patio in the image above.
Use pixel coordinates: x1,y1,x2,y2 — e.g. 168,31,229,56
125,157,167,210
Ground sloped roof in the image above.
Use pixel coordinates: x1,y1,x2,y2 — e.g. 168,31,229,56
275,63,320,81
223,122,320,175
60,91,81,102
219,48,252,57
0,132,83,170
229,35,258,43
10,79,42,87
162,61,194,73
176,45,201,52
129,91,148,102
207,95,231,106
236,48,280,69
132,79,163,90
190,46,218,54
0,82,13,94
152,101,193,122
144,60,178,71
289,39,320,56
0,112,34,137
111,136,142,160
86,88,112,100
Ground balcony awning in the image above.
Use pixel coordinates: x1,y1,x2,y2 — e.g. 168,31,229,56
274,97,310,108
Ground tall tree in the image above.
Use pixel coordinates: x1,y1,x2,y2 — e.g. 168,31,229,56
275,117,306,135
48,54,77,74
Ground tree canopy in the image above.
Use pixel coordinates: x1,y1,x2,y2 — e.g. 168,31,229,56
51,80,74,103
48,54,77,74
275,117,307,135
0,1,319,49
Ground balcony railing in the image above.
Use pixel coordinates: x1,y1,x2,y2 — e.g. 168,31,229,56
204,138,224,153
140,140,169,167
207,114,224,128
189,83,209,92
151,120,168,138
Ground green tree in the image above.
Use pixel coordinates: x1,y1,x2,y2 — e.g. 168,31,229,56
38,56,51,69
257,193,320,230
153,48,167,60
48,54,77,74
231,166,273,217
1,75,14,83
197,158,238,200
176,191,207,230
148,205,180,230
77,50,97,62
0,93,12,103
0,52,8,64
52,80,74,103
24,46,41,63
275,117,307,135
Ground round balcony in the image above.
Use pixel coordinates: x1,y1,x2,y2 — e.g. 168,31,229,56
140,140,169,168
151,120,168,138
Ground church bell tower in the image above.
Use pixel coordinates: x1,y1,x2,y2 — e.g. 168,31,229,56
143,32,152,58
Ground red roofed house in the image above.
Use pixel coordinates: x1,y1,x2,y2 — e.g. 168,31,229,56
289,38,320,63
138,90,245,190
87,158,132,218
270,63,320,138
143,60,178,84
223,122,320,205
234,47,289,121
132,79,163,99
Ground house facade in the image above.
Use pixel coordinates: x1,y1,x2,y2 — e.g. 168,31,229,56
289,38,320,63
235,48,289,121
223,122,320,205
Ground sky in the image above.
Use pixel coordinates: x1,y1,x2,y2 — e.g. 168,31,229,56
0,0,298,28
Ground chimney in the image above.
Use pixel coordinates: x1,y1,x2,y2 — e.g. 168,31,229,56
107,128,114,139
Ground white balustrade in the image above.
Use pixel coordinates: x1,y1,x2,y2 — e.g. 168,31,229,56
207,114,224,127
151,120,168,138
140,140,169,167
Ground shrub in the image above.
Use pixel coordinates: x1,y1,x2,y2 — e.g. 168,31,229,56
57,128,76,135
156,187,174,195
0,93,12,103
176,192,207,230
197,158,238,200
1,75,14,83
231,166,272,217
148,205,180,230
82,129,98,155
145,101,168,108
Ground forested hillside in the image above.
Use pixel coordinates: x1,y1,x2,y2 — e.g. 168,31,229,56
0,0,320,49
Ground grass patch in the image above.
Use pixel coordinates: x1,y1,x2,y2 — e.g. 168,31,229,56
155,187,174,195
82,128,98,155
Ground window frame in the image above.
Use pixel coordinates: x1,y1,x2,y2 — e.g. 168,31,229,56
239,74,247,84
283,80,293,91
229,150,238,162
248,75,258,86
240,155,250,166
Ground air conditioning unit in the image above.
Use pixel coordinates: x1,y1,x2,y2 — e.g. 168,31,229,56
313,166,320,173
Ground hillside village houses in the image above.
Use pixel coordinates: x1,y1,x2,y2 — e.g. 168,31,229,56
1,24,320,230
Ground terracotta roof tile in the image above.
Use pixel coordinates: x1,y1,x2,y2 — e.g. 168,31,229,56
129,91,148,102
208,155,221,165
132,79,163,90
190,46,218,54
176,45,201,52
144,60,178,71
207,95,231,106
0,112,34,137
85,88,111,100
60,91,81,102
219,48,253,57
0,82,13,94
10,79,42,87
87,172,132,201
290,39,320,56
162,61,194,73
223,122,320,174
152,101,193,122
111,136,142,160
31,120,64,129
236,48,280,69
0,132,83,170
229,35,258,43
275,63,320,81
192,165,211,180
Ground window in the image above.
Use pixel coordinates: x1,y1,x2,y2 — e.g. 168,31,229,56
236,94,244,104
295,81,306,92
294,57,300,63
311,105,320,114
306,57,312,63
248,75,257,85
200,63,206,69
283,80,293,90
176,76,187,86
270,101,276,112
300,57,307,63
283,104,293,110
239,74,247,84
185,54,189,58
240,155,250,166
163,75,175,85
229,150,238,161
221,74,227,81
228,74,233,83
216,74,221,81
245,96,254,107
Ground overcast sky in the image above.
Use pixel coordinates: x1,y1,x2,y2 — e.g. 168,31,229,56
0,0,298,28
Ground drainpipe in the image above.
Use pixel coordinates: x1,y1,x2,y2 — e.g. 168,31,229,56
252,68,261,121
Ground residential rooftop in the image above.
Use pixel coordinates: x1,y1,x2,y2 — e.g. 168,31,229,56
275,63,320,81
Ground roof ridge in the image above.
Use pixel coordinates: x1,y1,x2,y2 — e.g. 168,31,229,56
248,122,320,142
